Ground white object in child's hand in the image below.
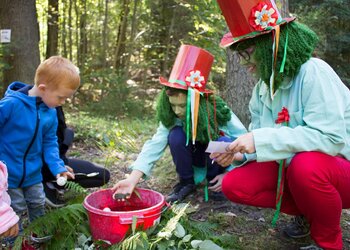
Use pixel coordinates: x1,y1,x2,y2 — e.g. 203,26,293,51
103,207,111,212
205,141,231,153
56,176,67,186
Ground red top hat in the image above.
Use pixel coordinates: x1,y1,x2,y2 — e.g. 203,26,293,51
159,45,214,93
217,0,295,47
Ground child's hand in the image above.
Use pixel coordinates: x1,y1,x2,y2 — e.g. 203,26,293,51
0,223,19,237
57,170,75,180
112,178,136,201
65,165,74,174
208,173,225,192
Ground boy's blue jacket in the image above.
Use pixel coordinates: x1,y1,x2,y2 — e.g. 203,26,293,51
0,82,66,188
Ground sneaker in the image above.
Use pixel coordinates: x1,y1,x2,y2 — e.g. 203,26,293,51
300,245,323,250
44,182,66,208
166,182,196,203
284,215,310,238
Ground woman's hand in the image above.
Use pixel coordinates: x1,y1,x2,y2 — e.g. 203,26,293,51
210,152,245,167
227,132,255,154
208,173,225,192
112,170,143,200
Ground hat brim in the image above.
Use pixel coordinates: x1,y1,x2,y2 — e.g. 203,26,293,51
220,17,296,48
159,76,213,94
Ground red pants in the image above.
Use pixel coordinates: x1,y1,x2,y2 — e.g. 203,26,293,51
222,152,350,250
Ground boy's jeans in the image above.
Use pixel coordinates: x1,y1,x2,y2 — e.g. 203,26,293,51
8,183,46,222
3,183,46,246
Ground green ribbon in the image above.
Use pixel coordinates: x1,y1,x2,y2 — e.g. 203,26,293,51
279,26,289,73
271,159,285,227
185,89,191,146
169,79,187,87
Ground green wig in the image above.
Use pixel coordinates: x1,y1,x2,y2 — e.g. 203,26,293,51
232,22,319,90
156,88,232,144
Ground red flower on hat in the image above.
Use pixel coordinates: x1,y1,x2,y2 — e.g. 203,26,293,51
185,70,205,89
275,107,290,124
249,2,279,31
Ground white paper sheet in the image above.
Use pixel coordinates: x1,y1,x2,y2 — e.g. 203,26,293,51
205,141,231,153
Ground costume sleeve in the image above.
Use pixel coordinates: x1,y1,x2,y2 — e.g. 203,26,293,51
253,60,348,162
131,123,170,177
220,111,247,140
42,109,66,176
0,162,19,235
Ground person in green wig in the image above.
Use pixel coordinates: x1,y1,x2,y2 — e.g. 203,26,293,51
112,45,247,202
211,0,350,249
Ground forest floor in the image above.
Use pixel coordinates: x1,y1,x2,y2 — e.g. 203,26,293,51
72,142,350,250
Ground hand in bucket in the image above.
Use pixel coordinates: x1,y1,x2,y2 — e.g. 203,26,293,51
112,170,144,201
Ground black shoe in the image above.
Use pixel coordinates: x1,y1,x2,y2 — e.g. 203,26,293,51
284,215,310,239
166,182,196,203
44,182,66,208
210,191,226,201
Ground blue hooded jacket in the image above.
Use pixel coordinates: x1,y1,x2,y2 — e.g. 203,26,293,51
0,82,66,188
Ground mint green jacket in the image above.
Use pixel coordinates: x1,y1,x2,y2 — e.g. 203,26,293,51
250,58,350,163
131,112,247,177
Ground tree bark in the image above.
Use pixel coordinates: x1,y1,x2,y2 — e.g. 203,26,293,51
114,0,131,70
224,49,256,128
0,0,40,92
46,0,59,58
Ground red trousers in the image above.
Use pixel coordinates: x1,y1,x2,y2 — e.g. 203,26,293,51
222,152,350,250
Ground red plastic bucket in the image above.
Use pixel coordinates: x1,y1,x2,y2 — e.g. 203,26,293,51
83,188,165,244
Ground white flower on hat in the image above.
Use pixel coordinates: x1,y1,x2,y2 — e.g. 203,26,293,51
185,70,205,89
253,4,277,30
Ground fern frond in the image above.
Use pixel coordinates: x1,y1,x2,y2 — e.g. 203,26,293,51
65,181,88,194
13,204,89,249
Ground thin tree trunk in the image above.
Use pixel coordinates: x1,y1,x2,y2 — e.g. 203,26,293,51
114,0,130,70
68,0,73,61
46,0,59,58
161,4,176,77
78,0,87,70
124,0,139,74
101,0,109,68
61,0,67,57
0,0,40,93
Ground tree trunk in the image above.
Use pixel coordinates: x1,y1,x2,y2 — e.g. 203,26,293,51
114,0,130,70
46,0,59,58
224,0,289,128
0,0,40,92
68,0,73,61
61,0,67,57
78,0,87,70
224,50,256,128
101,0,109,68
124,0,140,74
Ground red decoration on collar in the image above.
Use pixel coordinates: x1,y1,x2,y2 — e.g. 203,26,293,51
275,107,290,124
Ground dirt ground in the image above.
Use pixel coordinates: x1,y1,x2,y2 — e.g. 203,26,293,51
72,143,350,250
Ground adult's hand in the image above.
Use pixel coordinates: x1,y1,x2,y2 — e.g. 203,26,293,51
227,132,255,154
210,152,245,167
